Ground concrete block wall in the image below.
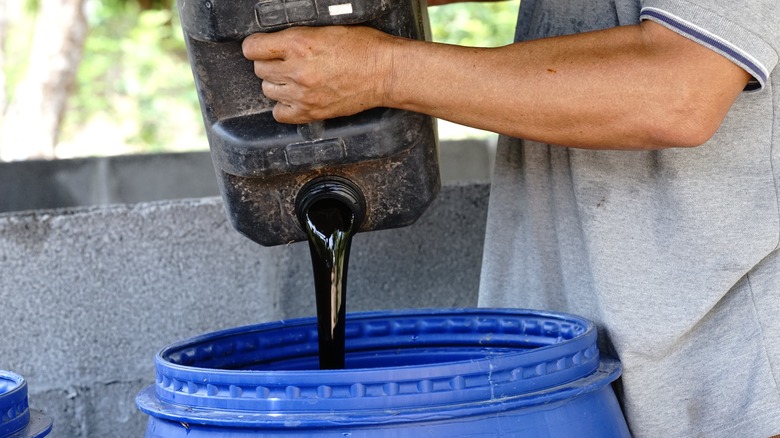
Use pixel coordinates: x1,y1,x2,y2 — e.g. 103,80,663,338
0,152,218,214
0,143,492,437
0,139,494,214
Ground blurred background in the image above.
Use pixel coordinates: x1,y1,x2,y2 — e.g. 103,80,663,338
0,0,519,162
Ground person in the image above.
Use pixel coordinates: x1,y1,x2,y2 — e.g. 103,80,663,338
241,0,780,436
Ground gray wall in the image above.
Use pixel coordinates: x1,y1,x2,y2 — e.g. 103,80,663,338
0,139,493,214
0,142,492,437
0,152,218,213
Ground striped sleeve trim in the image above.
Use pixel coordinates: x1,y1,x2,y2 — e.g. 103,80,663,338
640,7,768,91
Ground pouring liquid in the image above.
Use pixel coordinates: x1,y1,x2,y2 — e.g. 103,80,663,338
300,198,357,370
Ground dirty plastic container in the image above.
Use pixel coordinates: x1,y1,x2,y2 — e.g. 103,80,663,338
0,371,52,438
179,0,440,247
136,308,630,437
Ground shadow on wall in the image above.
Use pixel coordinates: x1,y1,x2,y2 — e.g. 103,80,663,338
0,139,494,214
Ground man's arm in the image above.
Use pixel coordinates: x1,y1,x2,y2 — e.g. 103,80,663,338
426,0,504,6
242,21,750,150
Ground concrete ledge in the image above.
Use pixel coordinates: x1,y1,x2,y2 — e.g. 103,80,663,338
0,139,493,214
0,152,218,213
0,182,489,437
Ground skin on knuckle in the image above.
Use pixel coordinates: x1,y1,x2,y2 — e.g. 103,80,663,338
308,108,328,121
288,67,317,89
293,72,310,88
308,93,330,111
272,104,292,123
294,89,328,115
285,29,314,57
242,34,264,58
241,37,253,58
261,81,276,99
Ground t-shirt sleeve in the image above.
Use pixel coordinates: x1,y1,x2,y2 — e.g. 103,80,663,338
640,0,779,91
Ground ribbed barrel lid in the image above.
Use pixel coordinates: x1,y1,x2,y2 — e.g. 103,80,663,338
0,371,52,438
137,308,621,429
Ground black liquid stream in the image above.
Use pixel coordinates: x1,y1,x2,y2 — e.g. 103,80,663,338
300,199,356,370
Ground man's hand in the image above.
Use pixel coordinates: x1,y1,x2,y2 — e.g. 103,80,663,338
242,26,396,124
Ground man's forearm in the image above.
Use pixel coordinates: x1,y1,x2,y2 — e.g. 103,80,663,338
427,0,505,6
243,21,750,150
384,21,750,150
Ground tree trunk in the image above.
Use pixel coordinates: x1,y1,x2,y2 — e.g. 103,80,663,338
0,0,88,161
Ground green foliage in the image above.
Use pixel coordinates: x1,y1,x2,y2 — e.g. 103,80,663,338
61,0,204,153
23,0,39,13
3,5,35,103
429,1,520,47
9,0,520,155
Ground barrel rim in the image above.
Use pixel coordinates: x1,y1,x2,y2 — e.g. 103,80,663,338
142,308,604,413
136,358,622,428
0,370,30,437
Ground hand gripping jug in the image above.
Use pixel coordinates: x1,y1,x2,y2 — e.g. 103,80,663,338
178,0,440,246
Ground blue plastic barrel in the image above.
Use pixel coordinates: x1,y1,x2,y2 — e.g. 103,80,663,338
0,371,52,438
136,308,630,437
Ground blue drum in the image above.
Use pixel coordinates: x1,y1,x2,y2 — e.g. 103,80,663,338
0,370,52,438
136,308,630,437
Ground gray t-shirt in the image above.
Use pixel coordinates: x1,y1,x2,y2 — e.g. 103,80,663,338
478,0,780,436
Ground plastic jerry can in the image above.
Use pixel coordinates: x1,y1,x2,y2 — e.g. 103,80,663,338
178,0,440,246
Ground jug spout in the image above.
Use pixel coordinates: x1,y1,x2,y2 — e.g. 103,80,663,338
295,176,366,232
